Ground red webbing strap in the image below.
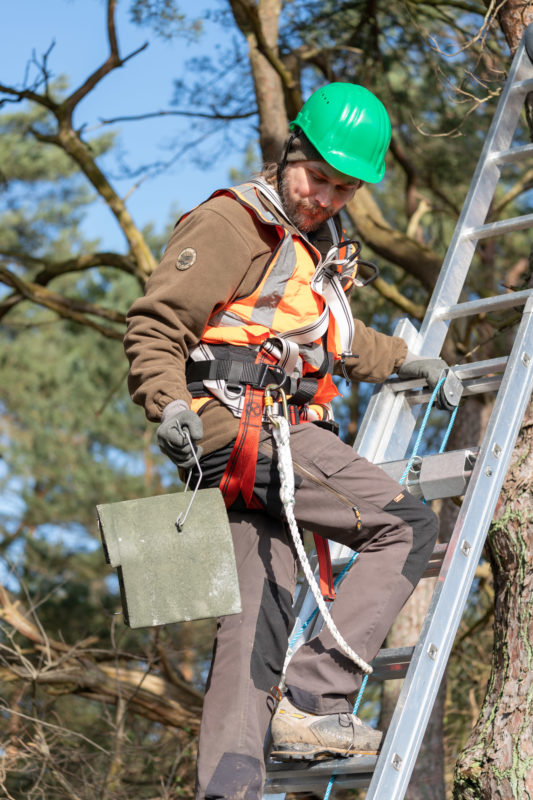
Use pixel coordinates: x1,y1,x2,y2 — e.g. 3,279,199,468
219,350,277,510
218,353,334,598
313,533,336,601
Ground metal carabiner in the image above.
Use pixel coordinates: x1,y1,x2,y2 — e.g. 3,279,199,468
264,384,289,424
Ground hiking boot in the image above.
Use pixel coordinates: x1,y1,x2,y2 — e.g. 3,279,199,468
270,696,383,761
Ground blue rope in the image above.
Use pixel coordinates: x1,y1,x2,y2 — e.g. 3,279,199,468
322,673,370,800
288,551,358,649
323,775,336,800
439,404,459,454
399,377,445,484
352,673,369,718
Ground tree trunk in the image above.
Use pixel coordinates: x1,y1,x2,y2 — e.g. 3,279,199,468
491,0,533,53
453,398,533,799
229,0,289,162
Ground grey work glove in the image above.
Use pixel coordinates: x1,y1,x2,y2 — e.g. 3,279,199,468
397,354,452,410
157,409,204,469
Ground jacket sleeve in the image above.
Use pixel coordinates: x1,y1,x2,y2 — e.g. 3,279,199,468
124,199,260,421
334,318,408,384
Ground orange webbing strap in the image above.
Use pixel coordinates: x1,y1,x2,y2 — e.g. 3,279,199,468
219,349,279,510
313,532,336,601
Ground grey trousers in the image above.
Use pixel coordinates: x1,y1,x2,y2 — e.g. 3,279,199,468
195,423,438,799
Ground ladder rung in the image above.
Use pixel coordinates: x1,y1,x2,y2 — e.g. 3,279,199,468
265,754,377,793
510,76,533,93
463,212,533,240
265,772,373,793
330,543,448,582
394,375,504,404
436,288,533,320
489,142,533,164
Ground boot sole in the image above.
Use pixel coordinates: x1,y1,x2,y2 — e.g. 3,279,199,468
270,743,380,761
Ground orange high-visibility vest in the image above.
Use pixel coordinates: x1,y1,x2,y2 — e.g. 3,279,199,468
193,181,354,406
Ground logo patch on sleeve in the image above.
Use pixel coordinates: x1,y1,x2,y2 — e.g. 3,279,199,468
176,247,197,270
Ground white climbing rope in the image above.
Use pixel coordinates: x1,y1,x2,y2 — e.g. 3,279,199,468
270,414,373,676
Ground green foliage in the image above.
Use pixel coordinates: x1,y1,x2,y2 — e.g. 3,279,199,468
0,100,115,255
130,0,204,40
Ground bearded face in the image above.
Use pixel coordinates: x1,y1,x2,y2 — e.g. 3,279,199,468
279,162,360,232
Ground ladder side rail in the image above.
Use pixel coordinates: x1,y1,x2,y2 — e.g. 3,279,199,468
352,318,422,464
419,40,533,355
365,297,533,799
355,35,533,468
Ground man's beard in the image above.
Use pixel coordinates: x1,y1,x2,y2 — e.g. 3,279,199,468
279,175,334,232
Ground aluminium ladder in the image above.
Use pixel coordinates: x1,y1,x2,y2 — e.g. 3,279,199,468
265,22,533,799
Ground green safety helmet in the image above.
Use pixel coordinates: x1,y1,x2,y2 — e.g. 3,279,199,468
289,83,391,183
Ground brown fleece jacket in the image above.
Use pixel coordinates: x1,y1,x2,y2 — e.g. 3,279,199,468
124,189,408,455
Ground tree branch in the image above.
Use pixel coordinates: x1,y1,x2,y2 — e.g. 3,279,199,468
0,583,203,731
371,276,426,319
1,251,140,283
64,0,148,118
96,107,256,125
0,265,126,337
229,0,302,117
346,187,442,291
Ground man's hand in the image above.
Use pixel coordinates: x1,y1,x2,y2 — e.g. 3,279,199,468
397,354,453,410
157,409,204,469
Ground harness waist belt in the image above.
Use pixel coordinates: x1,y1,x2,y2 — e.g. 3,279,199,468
187,359,293,395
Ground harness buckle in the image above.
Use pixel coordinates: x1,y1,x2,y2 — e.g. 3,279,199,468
224,383,245,399
261,364,287,391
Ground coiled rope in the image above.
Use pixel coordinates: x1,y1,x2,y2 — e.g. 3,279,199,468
270,414,373,676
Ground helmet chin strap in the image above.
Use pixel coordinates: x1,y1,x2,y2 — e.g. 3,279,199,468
276,131,299,192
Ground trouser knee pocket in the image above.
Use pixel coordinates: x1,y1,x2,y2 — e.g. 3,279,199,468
383,493,439,587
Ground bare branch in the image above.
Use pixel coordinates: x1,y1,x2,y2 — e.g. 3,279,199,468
0,81,57,112
64,0,149,118
1,251,140,282
371,276,426,320
0,265,126,337
0,702,111,754
97,107,256,125
491,166,533,214
346,187,442,291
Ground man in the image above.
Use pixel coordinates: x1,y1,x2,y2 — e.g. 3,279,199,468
124,82,446,799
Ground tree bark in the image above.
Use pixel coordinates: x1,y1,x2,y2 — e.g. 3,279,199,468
453,398,533,799
491,0,533,53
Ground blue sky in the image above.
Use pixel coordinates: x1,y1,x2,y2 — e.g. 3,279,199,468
2,0,250,250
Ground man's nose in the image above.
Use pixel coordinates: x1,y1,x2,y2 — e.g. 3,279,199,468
315,184,334,207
